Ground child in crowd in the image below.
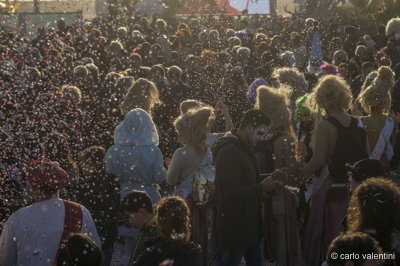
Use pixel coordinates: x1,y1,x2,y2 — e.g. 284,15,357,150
120,190,159,265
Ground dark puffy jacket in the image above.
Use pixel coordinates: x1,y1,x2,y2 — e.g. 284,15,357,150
131,237,201,266
212,132,263,250
76,171,120,249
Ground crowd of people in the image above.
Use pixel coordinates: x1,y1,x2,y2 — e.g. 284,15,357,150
0,8,400,266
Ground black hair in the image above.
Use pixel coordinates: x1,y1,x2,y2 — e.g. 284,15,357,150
130,53,142,62
361,61,374,70
79,146,105,171
55,233,102,266
120,190,153,214
238,109,270,130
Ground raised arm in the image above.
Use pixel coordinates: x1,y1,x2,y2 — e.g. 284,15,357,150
215,97,234,132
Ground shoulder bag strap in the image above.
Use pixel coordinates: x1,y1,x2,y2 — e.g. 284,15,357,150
59,200,83,246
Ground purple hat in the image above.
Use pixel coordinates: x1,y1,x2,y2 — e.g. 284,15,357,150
246,78,268,105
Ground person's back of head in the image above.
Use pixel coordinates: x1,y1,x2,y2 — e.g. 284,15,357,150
79,146,105,174
110,40,124,53
333,50,348,66
179,99,202,115
237,47,251,61
346,158,385,183
74,65,88,79
56,233,102,266
120,190,153,215
379,57,392,67
27,160,69,200
81,57,94,65
44,133,74,165
129,53,142,66
307,75,352,114
61,85,82,104
139,66,151,79
174,106,214,154
359,66,394,115
360,61,374,77
85,63,99,81
326,232,382,266
347,177,400,251
122,78,160,114
167,65,183,82
151,64,165,78
117,26,128,38
291,32,301,47
157,196,190,244
344,25,358,37
355,45,367,58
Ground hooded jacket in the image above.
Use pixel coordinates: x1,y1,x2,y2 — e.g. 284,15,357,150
106,109,167,203
212,132,263,250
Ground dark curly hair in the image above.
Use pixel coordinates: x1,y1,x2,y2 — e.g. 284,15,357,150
327,232,382,266
156,196,191,245
347,177,400,252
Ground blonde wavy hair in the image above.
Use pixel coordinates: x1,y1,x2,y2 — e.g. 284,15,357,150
360,71,378,94
306,75,352,115
122,78,160,115
174,106,214,154
386,17,400,36
179,99,202,115
273,67,308,101
359,66,394,115
256,85,295,138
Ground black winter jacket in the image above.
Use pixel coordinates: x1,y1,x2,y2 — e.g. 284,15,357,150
212,132,263,250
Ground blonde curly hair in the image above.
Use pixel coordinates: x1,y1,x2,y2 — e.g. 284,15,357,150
306,75,352,115
256,85,295,138
122,78,160,115
359,66,394,115
174,106,215,154
273,67,308,103
179,99,203,115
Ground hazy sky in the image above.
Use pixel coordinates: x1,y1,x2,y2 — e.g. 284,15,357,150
229,0,270,14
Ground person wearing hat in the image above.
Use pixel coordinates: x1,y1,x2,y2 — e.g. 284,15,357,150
212,109,285,266
0,160,100,266
346,158,385,193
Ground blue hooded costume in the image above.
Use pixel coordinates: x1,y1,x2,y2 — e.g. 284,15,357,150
106,108,167,203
